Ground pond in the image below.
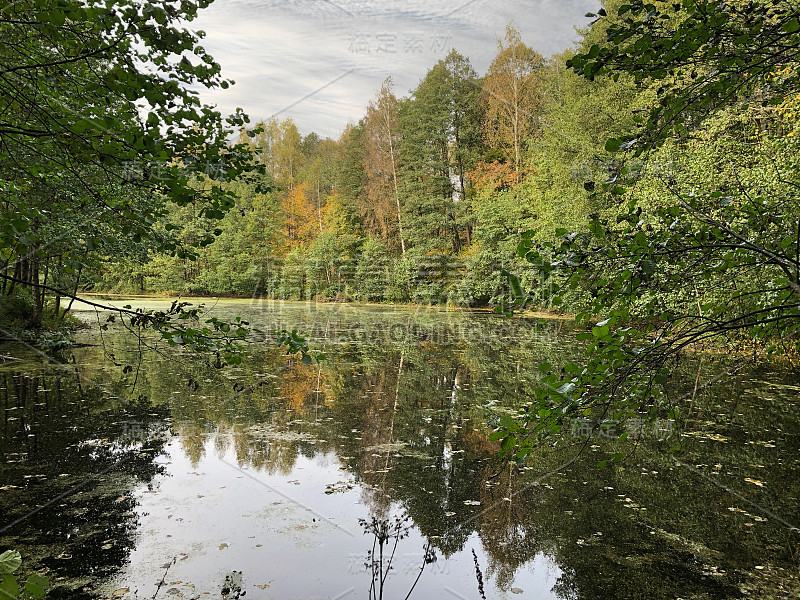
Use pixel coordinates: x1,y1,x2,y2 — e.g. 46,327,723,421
1,299,798,599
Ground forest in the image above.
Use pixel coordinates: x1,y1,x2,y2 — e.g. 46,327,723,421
96,24,588,306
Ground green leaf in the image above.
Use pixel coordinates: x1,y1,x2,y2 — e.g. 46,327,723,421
538,362,552,374
641,259,656,275
0,574,19,600
25,574,49,599
500,435,516,454
0,551,21,575
605,138,622,152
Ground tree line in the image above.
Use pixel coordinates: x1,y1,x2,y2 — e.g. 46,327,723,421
96,22,606,306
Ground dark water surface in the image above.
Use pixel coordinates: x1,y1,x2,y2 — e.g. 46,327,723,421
1,299,798,599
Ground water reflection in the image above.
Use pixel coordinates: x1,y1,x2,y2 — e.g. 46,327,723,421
0,364,170,599
1,301,798,598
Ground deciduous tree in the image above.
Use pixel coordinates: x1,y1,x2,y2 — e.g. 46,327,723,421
482,23,545,174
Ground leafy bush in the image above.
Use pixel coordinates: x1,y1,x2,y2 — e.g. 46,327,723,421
0,289,36,332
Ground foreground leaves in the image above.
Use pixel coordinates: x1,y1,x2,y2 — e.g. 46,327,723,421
0,551,48,599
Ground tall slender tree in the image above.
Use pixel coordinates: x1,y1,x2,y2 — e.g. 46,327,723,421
333,122,367,238
482,23,545,174
299,135,338,234
363,78,406,254
273,119,303,191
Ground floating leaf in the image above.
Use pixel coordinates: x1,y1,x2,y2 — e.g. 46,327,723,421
744,478,765,487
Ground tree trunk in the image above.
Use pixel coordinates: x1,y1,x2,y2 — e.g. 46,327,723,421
385,99,406,255
61,265,82,320
30,254,43,328
53,257,62,319
317,180,323,233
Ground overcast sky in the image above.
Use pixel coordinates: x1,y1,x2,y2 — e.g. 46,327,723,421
187,0,599,138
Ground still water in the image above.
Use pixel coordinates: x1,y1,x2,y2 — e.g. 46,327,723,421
1,299,798,599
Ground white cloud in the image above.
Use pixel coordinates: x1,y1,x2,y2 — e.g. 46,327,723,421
189,0,598,138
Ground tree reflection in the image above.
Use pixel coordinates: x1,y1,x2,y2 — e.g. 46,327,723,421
3,305,798,599
0,367,170,599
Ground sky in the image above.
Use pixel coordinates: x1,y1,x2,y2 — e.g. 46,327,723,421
188,0,600,138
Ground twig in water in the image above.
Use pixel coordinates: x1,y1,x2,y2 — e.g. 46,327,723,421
152,557,176,599
472,549,486,600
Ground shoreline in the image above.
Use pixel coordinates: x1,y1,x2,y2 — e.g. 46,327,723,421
77,292,575,320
